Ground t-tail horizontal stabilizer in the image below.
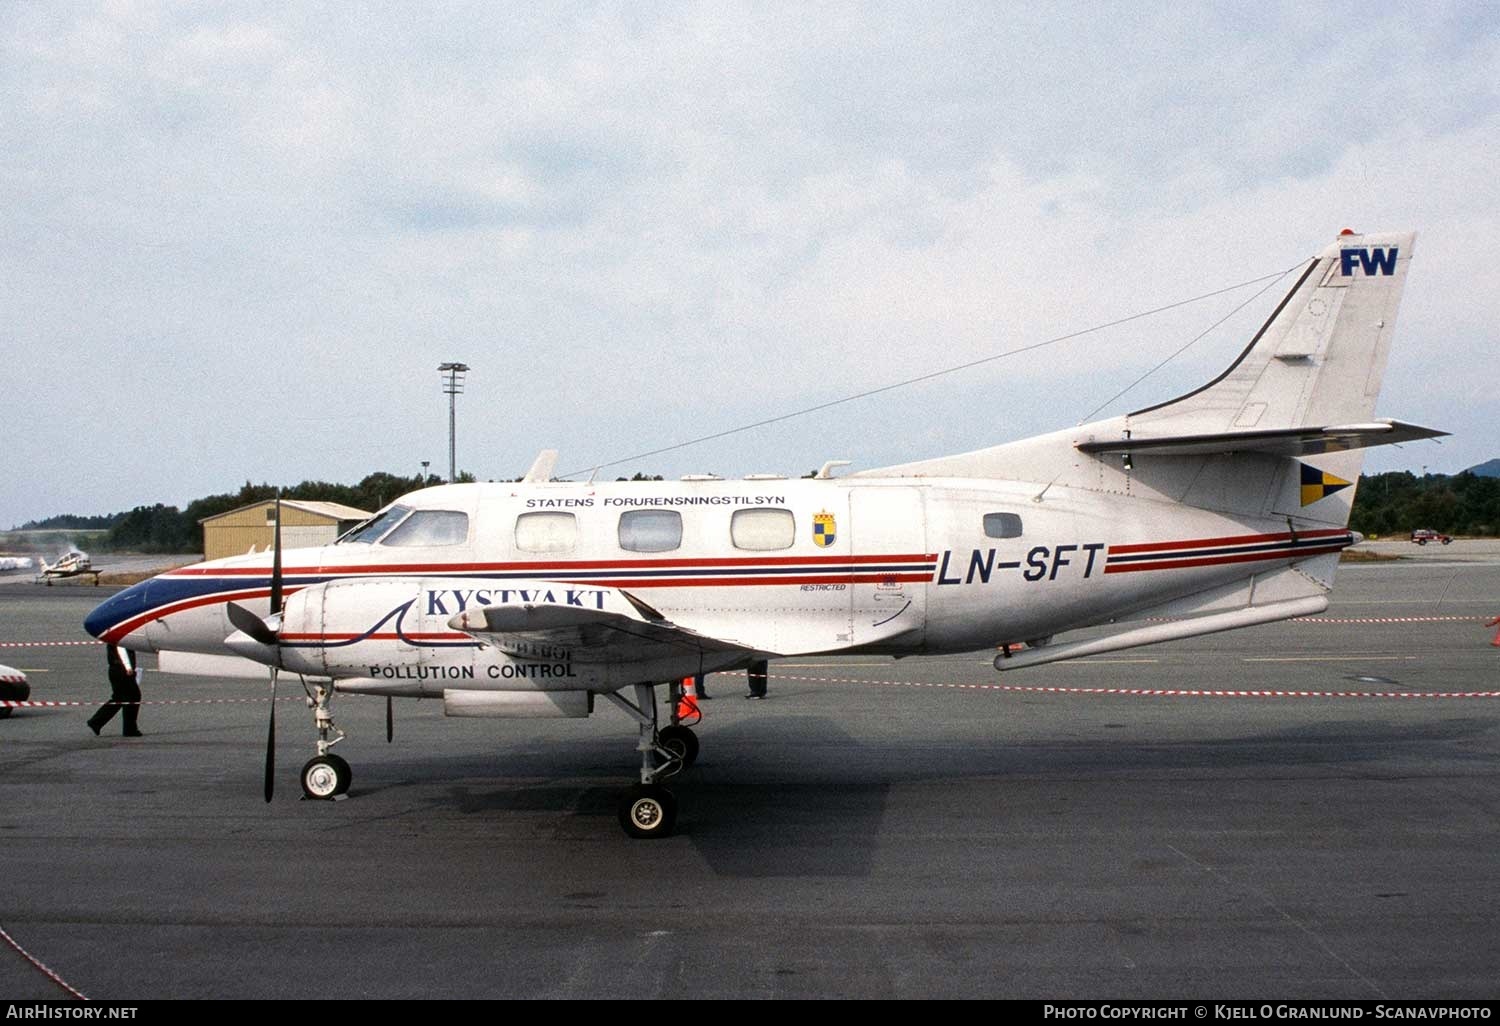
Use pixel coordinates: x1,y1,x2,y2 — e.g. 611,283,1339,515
1076,419,1447,459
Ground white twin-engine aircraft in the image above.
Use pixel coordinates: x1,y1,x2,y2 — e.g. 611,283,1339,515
86,230,1443,837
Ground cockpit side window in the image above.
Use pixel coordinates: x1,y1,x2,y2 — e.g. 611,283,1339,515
983,512,1023,539
379,510,469,547
515,511,578,554
339,505,412,544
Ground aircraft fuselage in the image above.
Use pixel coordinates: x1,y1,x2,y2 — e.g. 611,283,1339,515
85,476,1351,694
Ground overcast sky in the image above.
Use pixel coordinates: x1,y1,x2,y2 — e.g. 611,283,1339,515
3,2,1496,529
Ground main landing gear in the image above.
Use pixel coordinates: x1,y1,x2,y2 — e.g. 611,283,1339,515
602,682,699,839
298,682,350,800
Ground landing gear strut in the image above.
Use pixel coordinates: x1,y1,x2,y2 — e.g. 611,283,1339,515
299,682,350,800
603,682,699,838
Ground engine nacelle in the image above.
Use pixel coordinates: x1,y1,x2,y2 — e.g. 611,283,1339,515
262,576,729,692
442,689,593,718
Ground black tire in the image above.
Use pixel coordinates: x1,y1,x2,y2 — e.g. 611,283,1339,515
1442,537,1452,545
0,707,11,720
617,784,677,839
301,754,352,799
1417,539,1427,545
658,724,700,769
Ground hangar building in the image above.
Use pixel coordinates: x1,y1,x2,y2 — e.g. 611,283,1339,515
199,500,371,560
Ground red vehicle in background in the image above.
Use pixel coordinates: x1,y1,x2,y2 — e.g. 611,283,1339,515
1410,528,1452,545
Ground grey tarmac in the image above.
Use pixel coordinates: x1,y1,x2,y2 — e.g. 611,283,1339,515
2,554,1498,1000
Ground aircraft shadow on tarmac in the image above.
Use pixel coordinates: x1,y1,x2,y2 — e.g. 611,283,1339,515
313,713,1495,878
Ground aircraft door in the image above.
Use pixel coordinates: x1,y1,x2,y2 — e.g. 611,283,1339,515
849,486,927,647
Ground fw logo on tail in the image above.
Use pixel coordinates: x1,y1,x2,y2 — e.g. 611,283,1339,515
1340,247,1398,276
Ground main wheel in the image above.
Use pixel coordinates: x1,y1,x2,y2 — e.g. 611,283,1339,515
301,754,352,799
658,724,700,769
617,784,678,839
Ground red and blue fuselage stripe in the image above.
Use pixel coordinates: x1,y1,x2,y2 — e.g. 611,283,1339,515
1104,529,1354,573
85,553,940,643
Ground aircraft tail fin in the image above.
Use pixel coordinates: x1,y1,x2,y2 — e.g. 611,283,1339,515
1107,229,1421,527
1123,230,1416,439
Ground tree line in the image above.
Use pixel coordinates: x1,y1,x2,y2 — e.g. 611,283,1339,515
91,472,459,553
1349,470,1500,538
16,467,1500,554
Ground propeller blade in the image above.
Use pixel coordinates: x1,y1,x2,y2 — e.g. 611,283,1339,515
270,494,284,618
263,668,278,802
226,601,279,647
386,696,393,743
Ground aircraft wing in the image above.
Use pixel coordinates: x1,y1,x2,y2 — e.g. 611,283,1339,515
447,590,759,664
1075,419,1447,458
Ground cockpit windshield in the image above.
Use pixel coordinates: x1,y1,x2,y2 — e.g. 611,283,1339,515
379,510,469,547
338,505,412,544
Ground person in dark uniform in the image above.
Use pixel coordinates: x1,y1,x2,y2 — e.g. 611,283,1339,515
745,659,768,700
88,644,142,737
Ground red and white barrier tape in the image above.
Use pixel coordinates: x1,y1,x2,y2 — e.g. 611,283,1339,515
0,922,87,1001
8,671,1500,709
1301,615,1481,624
2,695,308,709
0,640,100,648
765,673,1500,700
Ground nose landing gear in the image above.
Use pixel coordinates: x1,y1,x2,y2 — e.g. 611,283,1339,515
298,682,350,800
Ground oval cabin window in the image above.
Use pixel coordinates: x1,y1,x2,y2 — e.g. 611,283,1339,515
730,508,795,551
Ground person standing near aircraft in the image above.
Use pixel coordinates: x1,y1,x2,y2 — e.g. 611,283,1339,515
746,659,768,700
88,644,142,737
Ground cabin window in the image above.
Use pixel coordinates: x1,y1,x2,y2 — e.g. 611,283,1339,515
618,509,682,553
340,505,412,544
731,508,795,551
983,512,1023,539
380,510,469,547
515,511,577,553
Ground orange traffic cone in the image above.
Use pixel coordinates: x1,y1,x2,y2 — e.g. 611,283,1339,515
1487,616,1500,647
676,675,702,724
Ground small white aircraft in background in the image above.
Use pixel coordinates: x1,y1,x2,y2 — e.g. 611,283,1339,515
86,230,1443,837
37,550,97,584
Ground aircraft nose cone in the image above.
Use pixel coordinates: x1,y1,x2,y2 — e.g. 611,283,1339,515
84,582,151,640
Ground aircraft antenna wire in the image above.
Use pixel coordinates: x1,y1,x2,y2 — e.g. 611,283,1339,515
1077,266,1295,423
560,264,1300,480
